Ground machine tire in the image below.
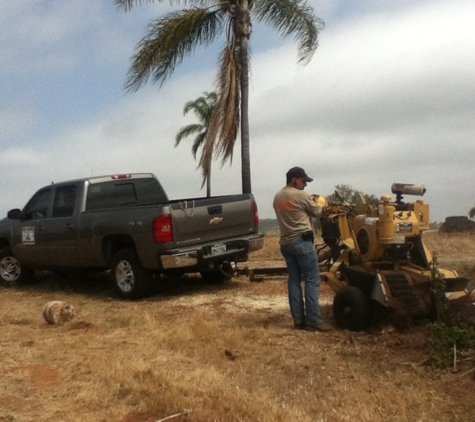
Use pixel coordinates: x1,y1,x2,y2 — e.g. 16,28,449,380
333,286,371,331
110,248,153,300
0,247,35,287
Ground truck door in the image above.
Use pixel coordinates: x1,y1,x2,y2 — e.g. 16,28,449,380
45,184,80,267
13,187,53,265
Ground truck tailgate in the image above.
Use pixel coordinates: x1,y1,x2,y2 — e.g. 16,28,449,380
170,195,257,246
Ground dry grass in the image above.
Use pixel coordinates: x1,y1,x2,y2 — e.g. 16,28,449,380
1,232,475,422
423,231,475,280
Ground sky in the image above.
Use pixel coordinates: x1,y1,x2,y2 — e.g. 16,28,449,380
1,0,474,223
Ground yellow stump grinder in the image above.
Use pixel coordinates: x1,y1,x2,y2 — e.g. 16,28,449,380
319,183,473,331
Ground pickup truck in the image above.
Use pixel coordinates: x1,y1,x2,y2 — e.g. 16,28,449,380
0,173,264,299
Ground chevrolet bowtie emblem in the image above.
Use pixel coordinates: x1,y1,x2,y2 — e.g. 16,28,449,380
210,217,224,225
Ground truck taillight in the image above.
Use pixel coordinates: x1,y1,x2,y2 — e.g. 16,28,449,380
153,215,173,243
253,202,259,228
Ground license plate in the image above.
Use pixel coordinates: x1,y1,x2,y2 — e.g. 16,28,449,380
211,243,226,255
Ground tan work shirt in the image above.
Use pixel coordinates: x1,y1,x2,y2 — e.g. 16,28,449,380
273,186,322,245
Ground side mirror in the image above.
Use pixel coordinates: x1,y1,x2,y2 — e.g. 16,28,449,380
7,209,22,220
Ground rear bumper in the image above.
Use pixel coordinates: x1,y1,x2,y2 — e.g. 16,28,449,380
158,234,265,270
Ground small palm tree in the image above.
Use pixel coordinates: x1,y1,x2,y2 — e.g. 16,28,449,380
469,206,475,219
116,0,324,194
176,91,217,197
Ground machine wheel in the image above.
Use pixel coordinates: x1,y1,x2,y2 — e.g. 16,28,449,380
110,248,153,300
333,286,371,331
0,247,34,287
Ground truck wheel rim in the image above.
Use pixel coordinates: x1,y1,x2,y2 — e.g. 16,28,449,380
116,260,134,293
0,256,21,282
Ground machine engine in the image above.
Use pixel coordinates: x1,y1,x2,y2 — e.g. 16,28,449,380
322,183,430,264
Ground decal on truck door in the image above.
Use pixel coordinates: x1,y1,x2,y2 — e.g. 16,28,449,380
22,227,35,245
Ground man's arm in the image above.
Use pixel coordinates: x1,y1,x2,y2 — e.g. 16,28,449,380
300,191,323,218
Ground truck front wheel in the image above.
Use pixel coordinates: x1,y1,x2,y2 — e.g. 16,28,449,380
0,247,34,287
110,249,153,300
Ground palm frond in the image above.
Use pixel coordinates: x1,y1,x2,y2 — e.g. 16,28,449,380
125,8,223,91
175,123,205,146
215,42,240,165
115,0,158,12
253,0,324,64
116,0,221,13
192,132,207,159
200,41,240,182
183,91,217,125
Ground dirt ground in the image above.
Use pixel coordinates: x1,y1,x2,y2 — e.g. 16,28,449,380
1,249,475,421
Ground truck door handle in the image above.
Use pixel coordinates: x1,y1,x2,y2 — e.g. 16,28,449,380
65,223,75,229
37,225,45,231
208,205,223,215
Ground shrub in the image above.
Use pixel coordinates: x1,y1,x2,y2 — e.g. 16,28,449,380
427,322,475,369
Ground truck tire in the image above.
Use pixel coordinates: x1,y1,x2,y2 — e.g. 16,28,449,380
0,247,34,287
110,248,153,300
333,286,371,331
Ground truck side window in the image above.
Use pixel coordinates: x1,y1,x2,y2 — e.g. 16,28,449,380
24,188,53,220
86,182,137,211
108,183,137,206
135,178,168,205
86,178,168,211
52,185,77,218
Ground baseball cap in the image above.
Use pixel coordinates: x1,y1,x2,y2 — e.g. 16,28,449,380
286,166,313,183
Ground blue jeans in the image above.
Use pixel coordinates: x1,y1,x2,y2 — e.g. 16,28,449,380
280,238,321,326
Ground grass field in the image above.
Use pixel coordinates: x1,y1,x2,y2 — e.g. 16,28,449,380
1,232,475,422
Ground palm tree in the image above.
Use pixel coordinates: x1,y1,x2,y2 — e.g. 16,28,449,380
116,0,324,194
469,206,475,219
176,91,217,197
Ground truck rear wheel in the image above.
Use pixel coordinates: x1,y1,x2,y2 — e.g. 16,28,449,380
0,247,34,287
110,249,153,300
333,286,371,331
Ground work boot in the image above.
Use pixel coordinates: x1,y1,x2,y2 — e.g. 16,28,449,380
294,322,306,330
305,321,333,332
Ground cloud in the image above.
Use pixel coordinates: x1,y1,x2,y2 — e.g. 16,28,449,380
1,0,474,226
0,70,242,214
248,0,475,221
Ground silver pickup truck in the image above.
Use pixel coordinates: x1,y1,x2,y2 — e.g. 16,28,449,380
0,173,264,299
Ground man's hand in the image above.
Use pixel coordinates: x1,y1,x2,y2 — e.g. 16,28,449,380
311,194,326,207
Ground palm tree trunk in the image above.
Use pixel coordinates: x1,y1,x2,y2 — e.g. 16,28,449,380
240,37,251,194
238,3,252,195
206,167,211,197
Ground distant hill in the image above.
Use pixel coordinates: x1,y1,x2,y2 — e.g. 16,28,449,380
259,218,279,234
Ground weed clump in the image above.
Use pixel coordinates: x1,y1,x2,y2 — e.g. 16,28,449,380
427,321,475,369
427,254,475,368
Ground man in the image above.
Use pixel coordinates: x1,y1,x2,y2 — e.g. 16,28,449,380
273,166,332,332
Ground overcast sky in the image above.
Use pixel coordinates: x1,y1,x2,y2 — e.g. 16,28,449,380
1,0,474,223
